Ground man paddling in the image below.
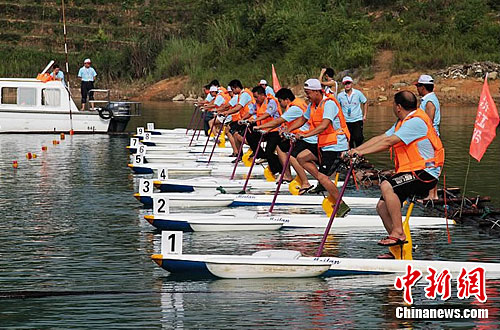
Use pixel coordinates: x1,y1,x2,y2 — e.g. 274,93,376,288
286,79,351,216
254,88,314,193
347,91,444,253
415,74,441,201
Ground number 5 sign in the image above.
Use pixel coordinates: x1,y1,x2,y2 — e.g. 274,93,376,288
161,231,183,255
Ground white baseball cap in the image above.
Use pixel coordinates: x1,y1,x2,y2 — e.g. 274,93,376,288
209,86,218,92
304,78,322,91
84,58,91,63
342,76,353,84
259,79,267,85
415,74,434,85
227,86,232,92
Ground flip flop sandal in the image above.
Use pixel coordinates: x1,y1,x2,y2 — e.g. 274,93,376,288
377,236,408,247
377,252,395,259
298,186,314,195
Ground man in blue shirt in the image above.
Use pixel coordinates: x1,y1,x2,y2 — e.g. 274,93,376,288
259,79,275,97
414,74,441,200
337,76,368,148
77,58,97,111
348,91,443,256
50,64,66,87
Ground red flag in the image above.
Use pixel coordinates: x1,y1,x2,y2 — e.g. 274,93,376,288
272,64,281,92
469,75,499,161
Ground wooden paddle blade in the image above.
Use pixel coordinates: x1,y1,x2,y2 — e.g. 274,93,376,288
242,150,253,167
264,166,276,182
288,177,301,195
321,195,335,217
389,202,414,260
217,128,226,148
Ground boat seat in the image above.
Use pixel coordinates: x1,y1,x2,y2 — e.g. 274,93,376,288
252,250,302,259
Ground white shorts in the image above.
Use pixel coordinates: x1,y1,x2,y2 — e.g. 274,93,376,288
217,114,232,124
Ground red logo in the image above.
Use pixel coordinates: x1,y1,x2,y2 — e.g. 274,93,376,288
394,265,423,304
424,267,452,301
457,267,488,303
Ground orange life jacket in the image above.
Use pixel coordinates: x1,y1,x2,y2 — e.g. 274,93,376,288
283,98,308,134
36,73,55,83
214,91,231,110
308,95,350,148
255,94,282,130
393,109,445,173
218,86,227,94
232,88,255,122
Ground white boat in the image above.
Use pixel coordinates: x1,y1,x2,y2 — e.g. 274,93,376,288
145,209,452,231
134,191,235,207
128,162,269,177
127,145,238,155
0,78,138,133
144,154,232,164
152,232,500,279
153,177,333,193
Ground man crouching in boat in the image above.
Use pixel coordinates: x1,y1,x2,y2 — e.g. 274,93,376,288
253,88,314,194
347,91,444,249
285,79,351,217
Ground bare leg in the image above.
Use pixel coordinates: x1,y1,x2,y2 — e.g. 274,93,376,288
376,199,393,234
379,180,405,240
297,151,339,200
276,147,293,181
290,157,310,188
227,131,238,154
426,186,438,200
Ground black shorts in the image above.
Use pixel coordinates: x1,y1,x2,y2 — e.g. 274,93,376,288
380,170,438,205
278,138,290,153
291,140,318,158
229,121,243,135
317,150,343,176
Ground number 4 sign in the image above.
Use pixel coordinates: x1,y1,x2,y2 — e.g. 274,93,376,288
161,231,183,255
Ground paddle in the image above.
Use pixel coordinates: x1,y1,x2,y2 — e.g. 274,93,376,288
196,110,205,140
230,120,251,180
188,108,204,146
269,133,296,213
206,115,228,165
316,156,356,257
186,104,198,134
240,130,265,193
202,110,217,154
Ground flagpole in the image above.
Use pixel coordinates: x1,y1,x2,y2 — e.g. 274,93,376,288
459,156,472,218
61,0,74,134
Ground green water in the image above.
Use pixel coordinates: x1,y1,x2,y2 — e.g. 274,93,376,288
0,102,498,328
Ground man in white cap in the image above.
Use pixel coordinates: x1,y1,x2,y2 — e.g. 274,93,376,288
337,76,368,148
285,78,351,216
414,74,441,201
77,58,97,111
259,79,275,97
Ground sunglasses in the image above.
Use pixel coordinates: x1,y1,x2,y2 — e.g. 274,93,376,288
416,83,424,87
343,82,352,85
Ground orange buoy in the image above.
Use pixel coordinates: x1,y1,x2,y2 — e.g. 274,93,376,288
33,153,37,158
26,152,32,159
70,129,74,136
12,160,18,169
60,133,65,140
42,146,47,151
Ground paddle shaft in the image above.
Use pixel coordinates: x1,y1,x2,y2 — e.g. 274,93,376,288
202,111,217,154
186,105,198,134
269,140,294,213
316,161,355,257
242,133,264,192
230,125,249,180
207,115,227,165
196,110,205,140
189,109,204,146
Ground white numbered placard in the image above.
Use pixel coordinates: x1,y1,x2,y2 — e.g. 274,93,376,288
137,127,145,135
132,154,144,165
147,122,155,131
157,168,169,180
153,196,170,216
130,137,139,147
143,132,152,142
137,144,147,155
139,179,154,195
161,231,183,256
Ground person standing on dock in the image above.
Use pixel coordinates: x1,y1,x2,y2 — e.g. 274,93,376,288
337,76,368,148
259,79,275,97
347,91,444,252
77,58,97,111
415,74,441,201
286,78,351,216
319,68,338,98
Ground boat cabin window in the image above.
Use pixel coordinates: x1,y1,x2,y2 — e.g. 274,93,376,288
1,87,17,104
17,87,37,106
42,88,61,107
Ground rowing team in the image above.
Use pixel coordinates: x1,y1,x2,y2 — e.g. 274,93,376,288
199,75,444,255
